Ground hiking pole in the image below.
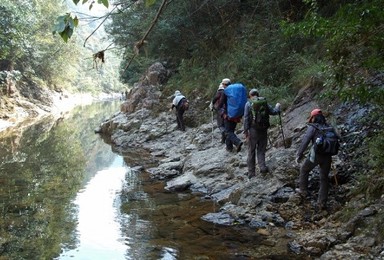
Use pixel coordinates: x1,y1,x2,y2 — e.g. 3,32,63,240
211,110,214,145
268,134,273,150
332,163,338,186
278,112,287,148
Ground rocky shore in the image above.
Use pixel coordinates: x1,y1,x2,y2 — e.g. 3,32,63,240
95,63,384,259
0,84,118,133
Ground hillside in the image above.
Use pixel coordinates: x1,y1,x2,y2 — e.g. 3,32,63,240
96,62,384,258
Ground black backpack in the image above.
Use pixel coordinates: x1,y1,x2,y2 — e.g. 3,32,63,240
249,97,270,129
310,124,340,155
178,98,189,111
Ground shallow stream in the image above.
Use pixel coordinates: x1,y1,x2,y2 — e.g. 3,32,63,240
0,101,295,259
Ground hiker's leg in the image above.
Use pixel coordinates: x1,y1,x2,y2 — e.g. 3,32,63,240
299,158,316,194
175,110,181,129
217,112,226,143
178,109,185,131
247,127,257,177
256,129,268,171
224,120,236,150
216,111,224,129
318,155,332,208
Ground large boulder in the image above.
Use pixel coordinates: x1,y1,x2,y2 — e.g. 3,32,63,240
121,62,169,114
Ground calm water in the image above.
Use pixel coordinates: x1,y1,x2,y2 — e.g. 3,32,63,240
0,101,294,260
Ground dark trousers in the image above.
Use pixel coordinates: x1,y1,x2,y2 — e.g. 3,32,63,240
176,108,185,131
216,111,225,133
216,111,225,142
299,154,332,205
224,119,241,151
247,127,268,176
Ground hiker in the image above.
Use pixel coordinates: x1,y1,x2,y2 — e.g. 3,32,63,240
295,108,339,211
219,78,246,153
210,81,228,143
243,88,281,176
171,90,188,131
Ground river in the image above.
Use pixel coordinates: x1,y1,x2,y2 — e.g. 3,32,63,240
0,101,296,260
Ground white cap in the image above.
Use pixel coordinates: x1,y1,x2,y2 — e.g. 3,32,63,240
221,78,231,85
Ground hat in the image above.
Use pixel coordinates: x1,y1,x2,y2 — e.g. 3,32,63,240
311,108,322,117
174,90,181,96
309,108,322,122
221,78,231,85
218,83,225,90
249,88,259,96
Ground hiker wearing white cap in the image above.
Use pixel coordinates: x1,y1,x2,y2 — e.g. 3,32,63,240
171,90,189,131
210,81,229,143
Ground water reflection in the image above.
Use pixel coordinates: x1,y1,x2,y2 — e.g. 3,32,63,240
0,101,123,259
59,156,129,260
0,101,296,259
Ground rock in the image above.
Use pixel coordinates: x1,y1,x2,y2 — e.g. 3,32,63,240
95,62,384,259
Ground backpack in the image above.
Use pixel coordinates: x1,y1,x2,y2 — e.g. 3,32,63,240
249,97,270,129
223,83,247,119
179,98,189,111
310,124,340,155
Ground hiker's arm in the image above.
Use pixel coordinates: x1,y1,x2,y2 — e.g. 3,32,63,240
268,103,281,115
296,126,316,159
243,102,251,135
219,94,227,114
212,92,219,104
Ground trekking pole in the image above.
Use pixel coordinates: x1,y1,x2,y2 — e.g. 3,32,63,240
268,135,273,150
278,112,287,148
332,163,338,186
211,110,214,145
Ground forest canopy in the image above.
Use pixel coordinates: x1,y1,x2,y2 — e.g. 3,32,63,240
0,0,124,94
59,0,383,105
1,0,383,103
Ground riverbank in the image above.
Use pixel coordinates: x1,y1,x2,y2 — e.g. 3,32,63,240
96,63,384,259
0,89,120,133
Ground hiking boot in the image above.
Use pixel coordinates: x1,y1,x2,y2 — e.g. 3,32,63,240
316,202,327,212
226,147,233,152
260,167,269,174
235,142,243,153
221,133,226,144
295,188,308,198
248,173,256,179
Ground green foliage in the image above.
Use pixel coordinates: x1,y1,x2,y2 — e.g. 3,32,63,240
281,0,384,105
365,129,384,199
53,13,79,43
347,108,384,202
72,0,109,10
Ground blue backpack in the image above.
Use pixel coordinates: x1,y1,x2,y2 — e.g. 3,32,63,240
224,83,247,119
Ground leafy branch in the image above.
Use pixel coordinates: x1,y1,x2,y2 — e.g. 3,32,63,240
123,0,169,72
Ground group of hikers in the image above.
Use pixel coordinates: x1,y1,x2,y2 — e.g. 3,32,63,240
170,78,340,211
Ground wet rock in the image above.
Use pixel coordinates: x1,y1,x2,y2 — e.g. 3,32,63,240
201,212,236,226
164,171,196,191
288,240,302,254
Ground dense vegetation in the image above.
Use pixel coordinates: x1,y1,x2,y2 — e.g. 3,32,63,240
0,0,124,95
103,0,383,103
